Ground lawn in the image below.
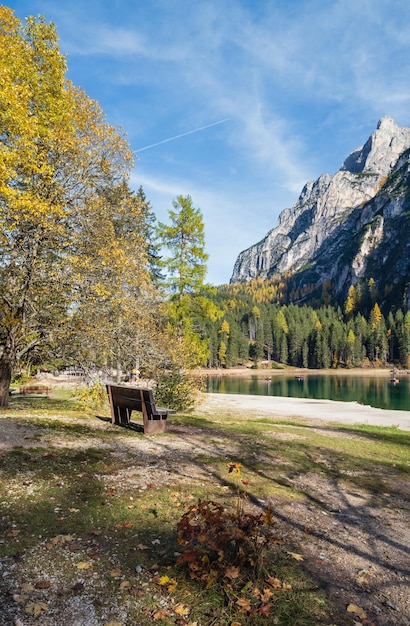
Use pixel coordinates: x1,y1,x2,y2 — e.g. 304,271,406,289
0,388,408,625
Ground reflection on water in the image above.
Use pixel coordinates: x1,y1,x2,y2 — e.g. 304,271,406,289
205,374,410,411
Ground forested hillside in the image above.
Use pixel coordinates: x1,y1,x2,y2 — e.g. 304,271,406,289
196,280,410,369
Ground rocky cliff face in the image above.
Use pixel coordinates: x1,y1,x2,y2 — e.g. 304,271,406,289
230,117,410,310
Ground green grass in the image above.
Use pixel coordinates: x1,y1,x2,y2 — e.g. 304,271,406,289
0,392,408,625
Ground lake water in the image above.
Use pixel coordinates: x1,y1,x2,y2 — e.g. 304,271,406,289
205,373,410,411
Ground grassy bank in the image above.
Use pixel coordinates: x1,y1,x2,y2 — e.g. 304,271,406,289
0,388,408,625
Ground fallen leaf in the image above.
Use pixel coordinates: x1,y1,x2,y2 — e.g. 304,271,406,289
6,529,20,537
115,521,133,529
120,581,131,588
68,508,80,513
153,609,171,620
231,622,242,626
12,594,29,604
110,568,122,578
129,585,144,597
103,621,122,626
225,565,240,580
34,580,52,589
25,602,48,616
287,551,304,561
356,573,369,585
261,588,274,602
136,543,149,550
266,575,282,589
258,603,272,616
174,603,190,616
236,597,251,613
167,579,178,593
46,534,73,549
347,603,367,619
158,575,171,585
76,561,93,570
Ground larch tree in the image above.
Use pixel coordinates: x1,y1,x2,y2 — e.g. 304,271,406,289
158,195,208,301
0,8,156,405
157,195,211,368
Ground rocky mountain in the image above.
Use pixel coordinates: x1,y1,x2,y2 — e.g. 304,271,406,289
230,117,410,310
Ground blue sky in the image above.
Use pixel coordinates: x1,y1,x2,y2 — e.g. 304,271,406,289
9,0,410,284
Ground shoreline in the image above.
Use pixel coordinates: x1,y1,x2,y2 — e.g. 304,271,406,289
197,392,410,431
192,366,407,378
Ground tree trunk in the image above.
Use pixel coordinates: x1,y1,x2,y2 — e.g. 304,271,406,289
0,354,13,408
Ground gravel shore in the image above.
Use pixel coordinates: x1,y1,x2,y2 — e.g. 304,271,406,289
199,392,410,430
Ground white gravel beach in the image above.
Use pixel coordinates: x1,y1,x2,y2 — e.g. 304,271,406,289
199,392,410,430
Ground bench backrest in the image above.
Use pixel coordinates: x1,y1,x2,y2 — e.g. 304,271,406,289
107,385,144,411
106,385,158,415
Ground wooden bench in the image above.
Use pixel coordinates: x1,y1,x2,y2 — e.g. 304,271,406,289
106,385,176,435
19,385,51,396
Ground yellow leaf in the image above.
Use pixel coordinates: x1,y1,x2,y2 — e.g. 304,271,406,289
252,587,261,598
158,575,170,585
266,575,282,589
110,568,122,578
76,561,93,570
174,603,190,616
347,603,367,619
206,569,218,588
103,622,122,626
287,551,304,561
261,588,274,602
167,580,178,593
225,565,240,580
25,602,48,616
231,623,242,626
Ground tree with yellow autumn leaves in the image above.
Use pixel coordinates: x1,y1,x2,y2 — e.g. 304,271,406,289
0,7,159,405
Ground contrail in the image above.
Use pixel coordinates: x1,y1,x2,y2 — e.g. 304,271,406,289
136,117,230,152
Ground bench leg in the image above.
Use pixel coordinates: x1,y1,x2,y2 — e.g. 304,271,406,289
144,416,167,435
111,405,131,425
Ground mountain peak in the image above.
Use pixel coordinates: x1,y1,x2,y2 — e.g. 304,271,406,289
377,115,397,131
342,116,410,175
230,117,410,310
